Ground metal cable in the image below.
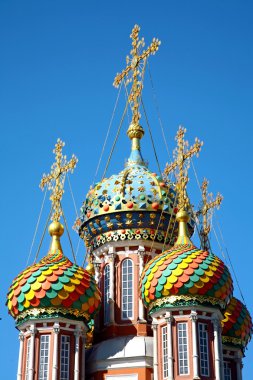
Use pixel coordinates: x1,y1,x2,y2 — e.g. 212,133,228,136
26,187,48,266
141,98,162,177
147,60,172,162
92,81,123,186
60,203,77,264
33,206,53,264
215,216,246,304
191,157,246,303
102,97,129,180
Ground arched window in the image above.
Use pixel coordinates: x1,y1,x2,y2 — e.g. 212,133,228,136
104,264,111,324
121,259,134,319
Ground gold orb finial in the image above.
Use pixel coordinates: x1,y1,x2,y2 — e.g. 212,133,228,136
127,123,144,141
48,221,64,237
176,209,190,223
48,221,64,251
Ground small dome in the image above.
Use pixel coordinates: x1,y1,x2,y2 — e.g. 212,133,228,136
222,297,252,349
77,161,194,249
6,223,101,324
140,242,233,313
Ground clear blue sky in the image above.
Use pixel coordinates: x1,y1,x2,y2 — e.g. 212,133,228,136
1,0,253,378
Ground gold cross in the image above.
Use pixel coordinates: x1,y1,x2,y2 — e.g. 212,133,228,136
198,178,223,250
40,139,78,222
113,24,160,132
164,126,203,211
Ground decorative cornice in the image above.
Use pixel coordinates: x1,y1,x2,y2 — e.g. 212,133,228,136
149,295,226,313
15,307,90,325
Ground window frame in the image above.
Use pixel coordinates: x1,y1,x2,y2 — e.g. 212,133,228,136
121,258,134,320
177,322,189,375
60,335,70,380
38,334,50,380
198,322,210,377
25,337,31,380
162,325,169,379
224,361,232,380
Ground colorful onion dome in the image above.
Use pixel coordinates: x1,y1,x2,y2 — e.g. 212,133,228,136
140,210,233,313
222,297,252,350
76,142,194,249
6,221,101,325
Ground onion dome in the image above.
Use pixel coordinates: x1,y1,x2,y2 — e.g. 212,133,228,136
6,221,101,325
222,297,252,350
77,139,194,249
140,210,233,313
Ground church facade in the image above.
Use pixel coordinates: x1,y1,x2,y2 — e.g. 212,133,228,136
6,25,252,380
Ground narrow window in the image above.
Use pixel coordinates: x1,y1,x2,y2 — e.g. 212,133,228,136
198,323,210,377
60,335,70,380
162,325,168,378
25,337,31,380
38,335,50,380
121,259,134,319
224,362,232,380
177,322,189,375
104,264,111,324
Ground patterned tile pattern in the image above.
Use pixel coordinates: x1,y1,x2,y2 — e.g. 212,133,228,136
141,243,233,311
6,248,101,322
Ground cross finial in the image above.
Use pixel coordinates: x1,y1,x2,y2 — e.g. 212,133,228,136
198,178,223,250
113,25,160,140
40,139,78,222
164,126,203,211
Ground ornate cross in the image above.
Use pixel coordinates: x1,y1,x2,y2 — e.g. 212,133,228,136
164,126,203,211
198,178,223,250
40,139,78,222
113,24,160,133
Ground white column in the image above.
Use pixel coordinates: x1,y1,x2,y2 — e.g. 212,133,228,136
138,247,146,321
74,329,81,380
52,323,60,380
212,317,223,380
28,324,36,380
152,322,159,380
165,313,174,380
190,311,200,380
81,333,86,380
108,248,115,324
17,332,24,380
94,260,102,283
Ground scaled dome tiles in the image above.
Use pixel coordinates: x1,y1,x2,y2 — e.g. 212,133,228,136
222,297,252,349
141,243,233,312
77,163,194,248
6,247,101,324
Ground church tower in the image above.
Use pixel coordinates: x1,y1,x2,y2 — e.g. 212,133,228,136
6,140,101,380
6,24,252,380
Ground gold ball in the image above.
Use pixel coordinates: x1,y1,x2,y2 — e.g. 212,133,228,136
176,210,190,223
127,123,144,140
48,221,64,237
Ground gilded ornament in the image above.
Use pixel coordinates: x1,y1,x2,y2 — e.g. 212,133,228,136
40,139,78,222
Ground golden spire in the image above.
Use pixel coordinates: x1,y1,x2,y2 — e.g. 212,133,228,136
198,178,223,250
40,138,78,223
164,126,203,245
113,24,160,145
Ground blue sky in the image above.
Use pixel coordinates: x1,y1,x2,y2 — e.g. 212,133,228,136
1,0,253,378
